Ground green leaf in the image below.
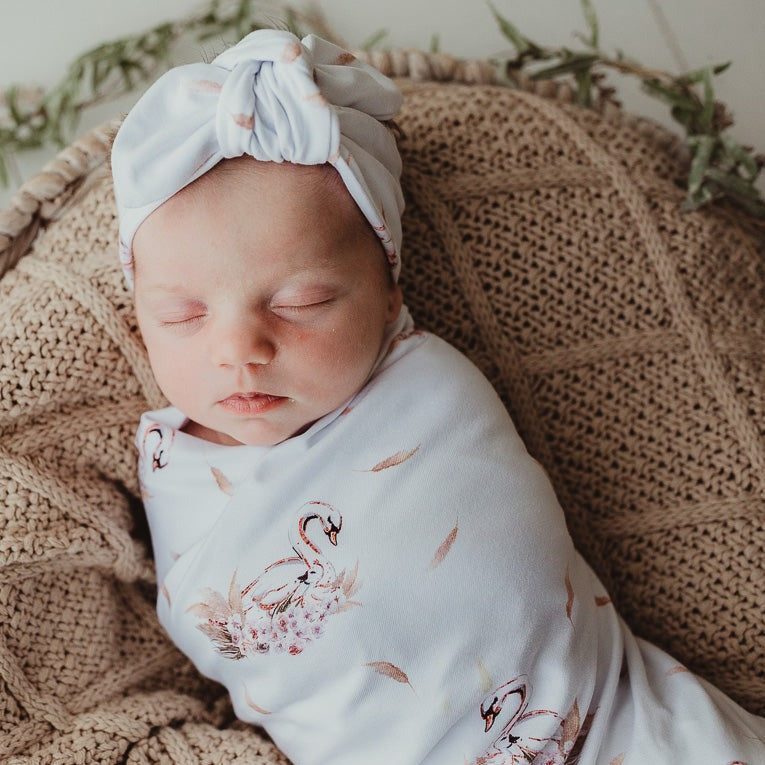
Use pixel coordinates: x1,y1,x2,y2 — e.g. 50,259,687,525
359,28,387,50
91,58,110,94
575,67,592,106
720,133,760,180
6,86,22,125
531,54,598,80
703,168,765,216
699,66,715,134
430,33,440,54
580,0,599,48
705,166,765,204
670,103,695,131
118,62,136,91
0,150,9,187
680,184,715,211
489,2,530,54
677,61,730,85
641,78,696,111
686,134,716,195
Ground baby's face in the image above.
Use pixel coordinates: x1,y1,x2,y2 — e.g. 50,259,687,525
132,158,402,446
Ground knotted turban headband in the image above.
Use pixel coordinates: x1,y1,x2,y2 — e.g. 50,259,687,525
111,29,404,287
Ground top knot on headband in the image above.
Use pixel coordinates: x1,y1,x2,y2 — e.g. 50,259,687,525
111,29,405,287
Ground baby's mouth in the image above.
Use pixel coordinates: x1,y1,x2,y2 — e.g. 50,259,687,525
218,392,287,415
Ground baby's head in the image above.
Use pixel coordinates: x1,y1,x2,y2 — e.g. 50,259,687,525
111,30,405,446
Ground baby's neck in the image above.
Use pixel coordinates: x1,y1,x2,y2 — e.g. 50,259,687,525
181,419,243,446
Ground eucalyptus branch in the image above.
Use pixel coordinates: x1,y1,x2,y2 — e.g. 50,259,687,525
490,0,765,218
0,0,337,187
2,0,763,223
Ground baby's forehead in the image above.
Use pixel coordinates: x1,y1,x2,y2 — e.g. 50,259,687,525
140,157,364,238
187,156,346,201
132,157,390,289
172,157,367,234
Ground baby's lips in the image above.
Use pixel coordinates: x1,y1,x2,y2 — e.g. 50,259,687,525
220,391,283,402
217,392,288,415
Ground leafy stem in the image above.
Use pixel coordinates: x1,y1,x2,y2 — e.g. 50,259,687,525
490,0,765,218
2,0,763,221
0,0,337,187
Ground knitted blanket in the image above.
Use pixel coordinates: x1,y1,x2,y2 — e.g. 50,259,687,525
1,79,763,763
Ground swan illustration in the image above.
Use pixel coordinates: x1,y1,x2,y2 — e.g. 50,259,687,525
189,500,361,659
242,501,343,614
141,423,174,471
476,676,562,764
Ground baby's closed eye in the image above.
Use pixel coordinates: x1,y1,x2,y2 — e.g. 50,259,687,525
269,289,338,314
156,301,208,327
152,300,208,327
160,313,207,327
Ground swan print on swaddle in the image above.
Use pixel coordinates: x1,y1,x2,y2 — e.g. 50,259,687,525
141,422,175,472
474,678,589,765
188,501,361,658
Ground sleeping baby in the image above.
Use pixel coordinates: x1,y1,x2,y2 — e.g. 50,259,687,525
110,29,765,765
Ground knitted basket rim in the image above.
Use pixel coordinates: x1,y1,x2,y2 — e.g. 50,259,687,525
0,46,690,281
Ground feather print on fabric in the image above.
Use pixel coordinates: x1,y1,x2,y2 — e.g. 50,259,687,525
333,52,356,65
478,660,494,694
210,466,234,496
428,524,458,570
190,79,222,93
565,567,575,625
360,445,420,472
364,661,417,695
548,699,597,764
188,502,360,658
243,684,271,715
232,113,255,129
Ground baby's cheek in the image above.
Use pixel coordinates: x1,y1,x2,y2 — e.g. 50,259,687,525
333,328,384,380
145,340,193,399
297,328,370,391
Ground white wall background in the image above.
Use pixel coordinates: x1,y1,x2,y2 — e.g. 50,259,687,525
1,0,763,208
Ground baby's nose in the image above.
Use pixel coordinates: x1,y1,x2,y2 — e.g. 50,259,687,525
213,315,276,368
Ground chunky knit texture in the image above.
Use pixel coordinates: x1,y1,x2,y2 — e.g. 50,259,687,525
0,79,763,763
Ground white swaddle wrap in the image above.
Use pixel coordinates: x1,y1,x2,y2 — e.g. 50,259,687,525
137,310,765,765
117,27,765,765
111,29,404,287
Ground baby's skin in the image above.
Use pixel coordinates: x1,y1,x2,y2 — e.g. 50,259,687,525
132,156,403,447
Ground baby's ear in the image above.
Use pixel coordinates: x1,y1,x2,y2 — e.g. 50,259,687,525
386,283,403,322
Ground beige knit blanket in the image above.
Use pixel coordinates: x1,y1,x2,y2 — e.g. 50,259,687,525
1,79,763,763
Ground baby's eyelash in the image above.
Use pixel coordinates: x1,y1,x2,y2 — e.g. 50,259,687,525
271,298,334,312
161,314,205,327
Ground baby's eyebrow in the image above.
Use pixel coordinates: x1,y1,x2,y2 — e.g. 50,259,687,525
141,283,194,295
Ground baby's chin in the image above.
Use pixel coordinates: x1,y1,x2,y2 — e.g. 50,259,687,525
181,419,242,445
181,417,317,447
